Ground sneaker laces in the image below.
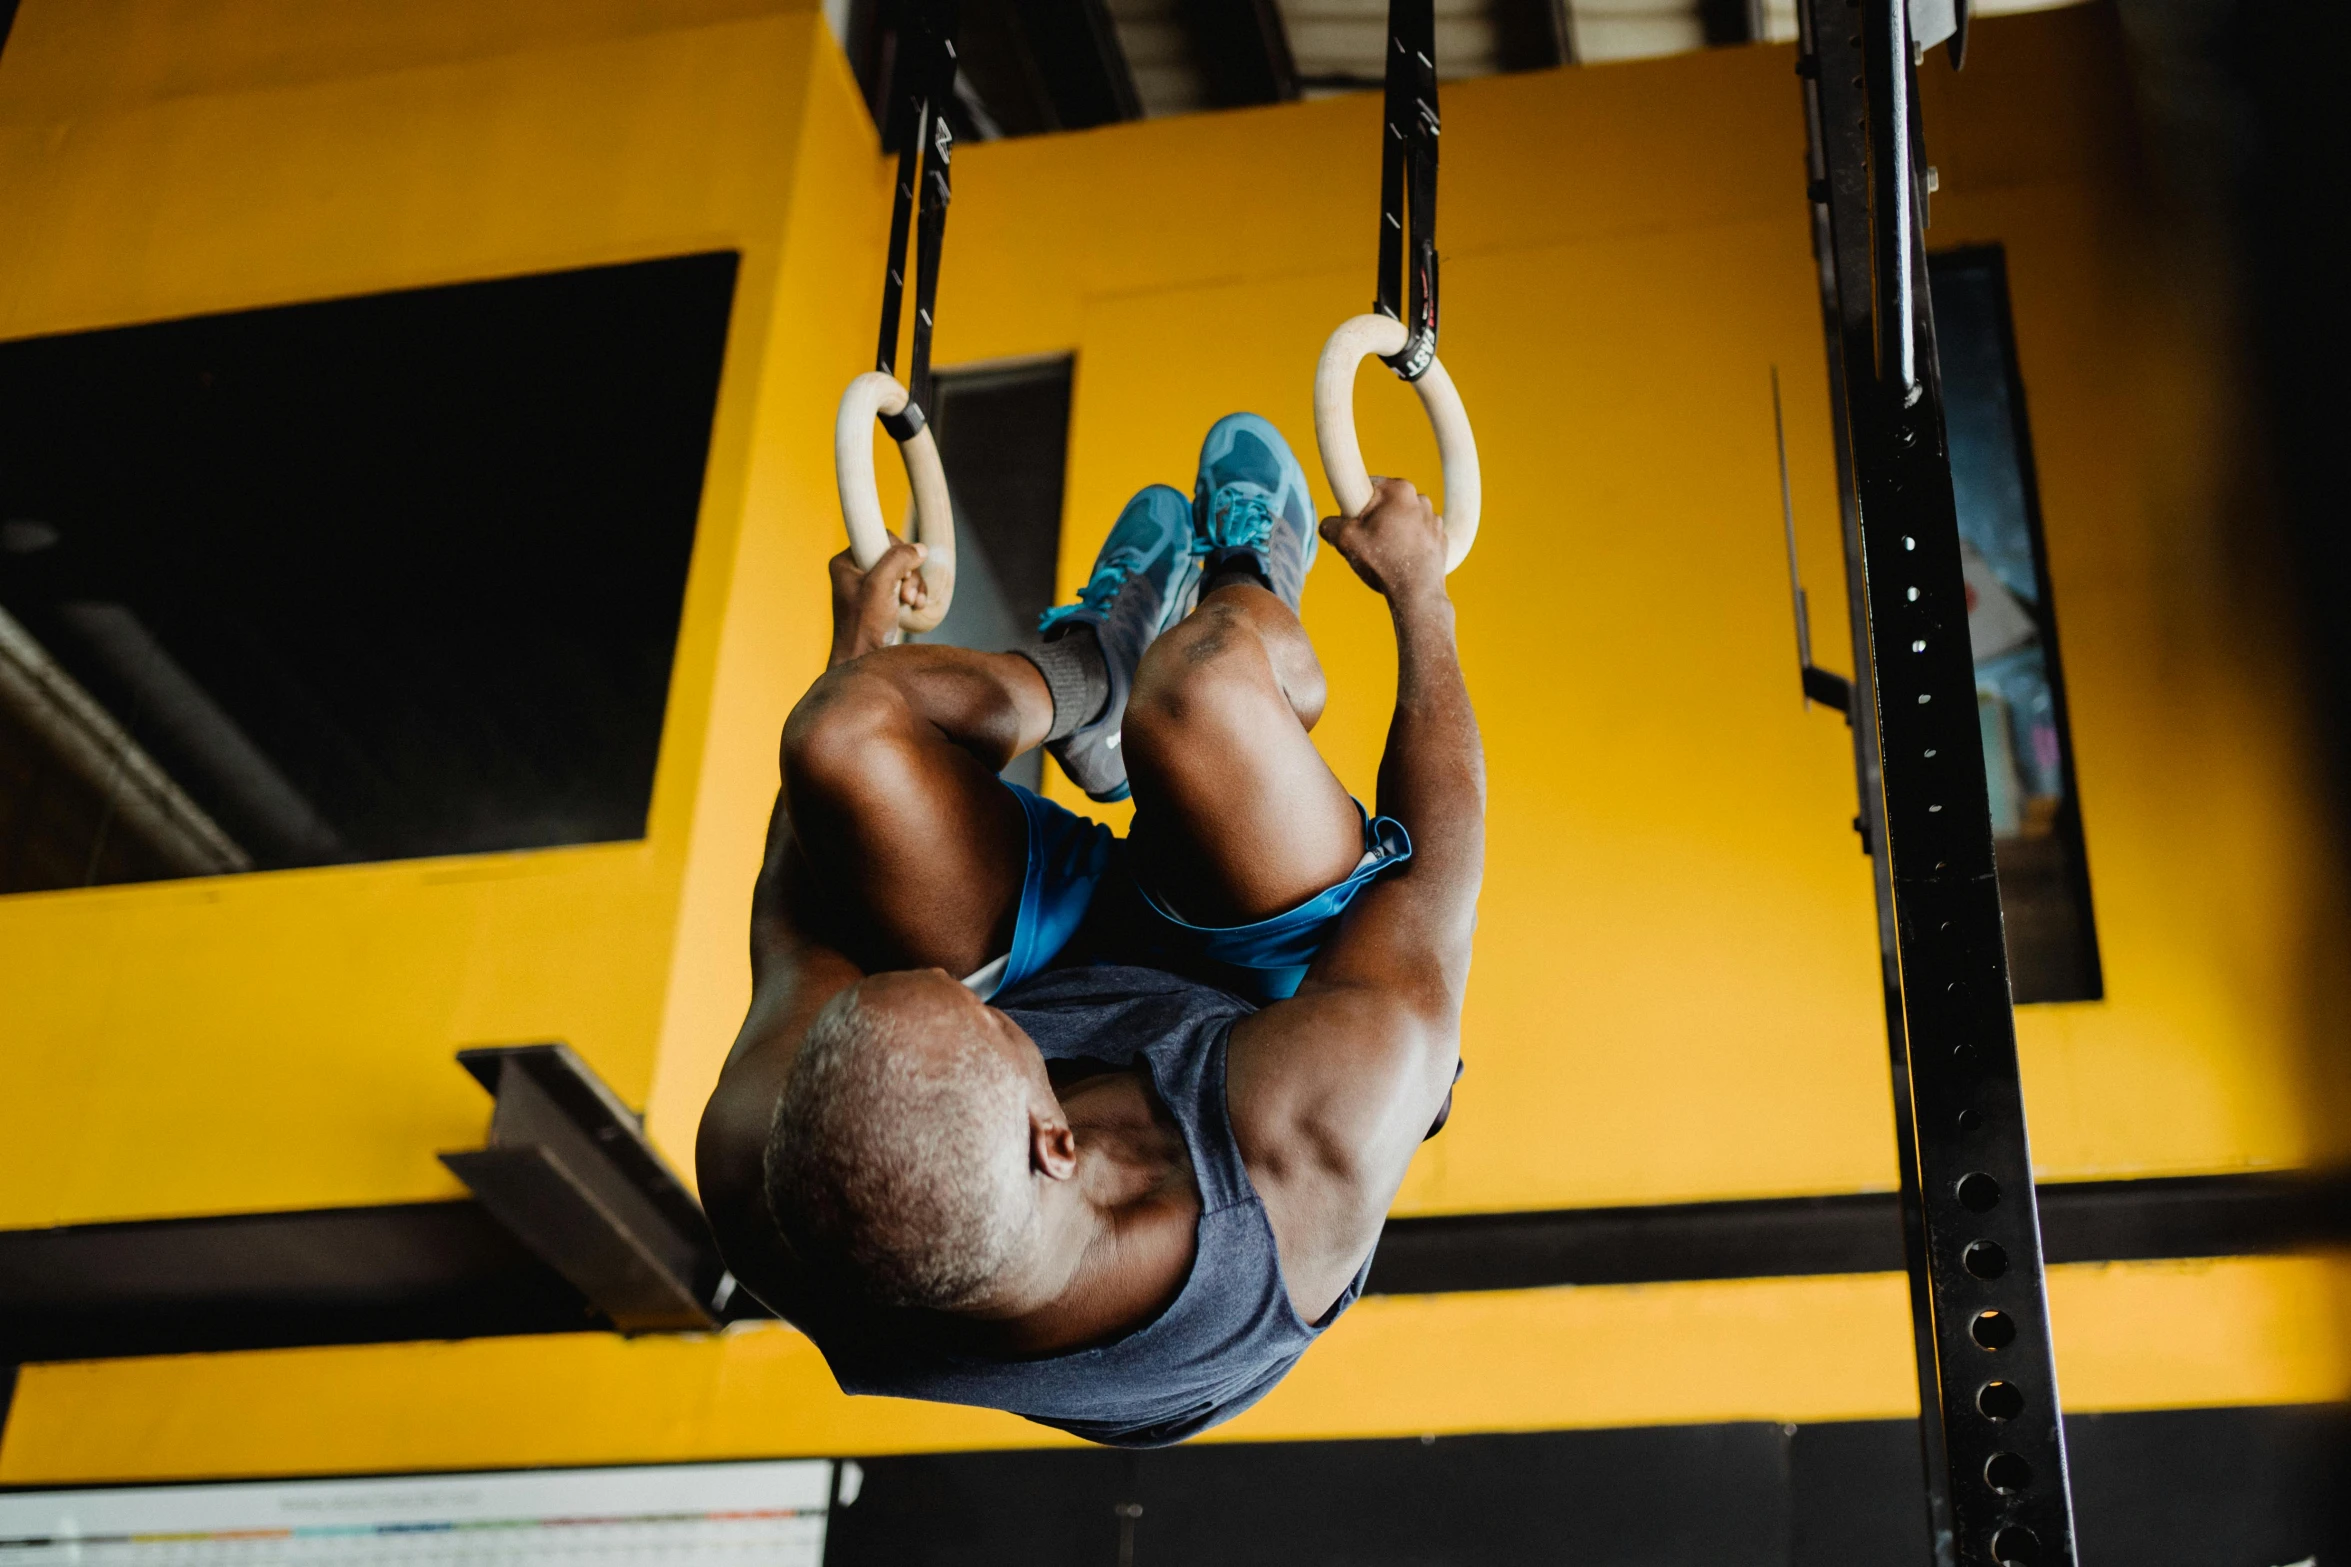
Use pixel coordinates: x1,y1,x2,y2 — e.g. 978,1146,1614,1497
1200,488,1277,554
1037,544,1150,633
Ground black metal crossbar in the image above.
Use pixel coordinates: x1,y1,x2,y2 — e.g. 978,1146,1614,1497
1792,0,2080,1563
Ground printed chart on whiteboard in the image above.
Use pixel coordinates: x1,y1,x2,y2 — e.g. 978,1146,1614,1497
0,1459,833,1565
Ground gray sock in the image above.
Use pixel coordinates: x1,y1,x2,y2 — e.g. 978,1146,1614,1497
1202,545,1272,599
1018,625,1110,742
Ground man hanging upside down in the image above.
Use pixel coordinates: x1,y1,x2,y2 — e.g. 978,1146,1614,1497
697,415,1484,1447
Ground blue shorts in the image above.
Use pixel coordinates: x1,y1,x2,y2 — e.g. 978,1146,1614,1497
988,782,1413,1005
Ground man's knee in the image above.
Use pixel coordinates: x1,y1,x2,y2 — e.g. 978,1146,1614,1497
783,665,913,804
1133,600,1324,738
1131,605,1260,731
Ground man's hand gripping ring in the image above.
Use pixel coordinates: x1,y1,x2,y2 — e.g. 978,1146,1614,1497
835,371,958,634
1312,315,1481,574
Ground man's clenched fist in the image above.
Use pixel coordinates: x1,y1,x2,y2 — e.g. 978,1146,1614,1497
1319,477,1448,604
827,535,931,668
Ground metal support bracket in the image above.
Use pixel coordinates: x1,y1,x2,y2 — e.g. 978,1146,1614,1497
1774,366,1858,725
440,1044,730,1334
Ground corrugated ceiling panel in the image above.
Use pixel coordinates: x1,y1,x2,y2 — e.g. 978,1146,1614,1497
1279,0,1501,87
1570,0,1706,64
1097,0,2094,125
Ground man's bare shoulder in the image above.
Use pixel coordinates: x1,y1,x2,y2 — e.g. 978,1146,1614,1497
700,1035,878,1343
696,1021,793,1275
1223,981,1447,1319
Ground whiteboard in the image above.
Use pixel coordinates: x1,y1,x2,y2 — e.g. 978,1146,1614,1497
0,1459,832,1566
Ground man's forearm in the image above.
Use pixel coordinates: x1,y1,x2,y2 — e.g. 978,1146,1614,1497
1375,587,1485,945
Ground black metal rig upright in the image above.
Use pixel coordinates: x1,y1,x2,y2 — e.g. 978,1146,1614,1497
1791,0,2080,1563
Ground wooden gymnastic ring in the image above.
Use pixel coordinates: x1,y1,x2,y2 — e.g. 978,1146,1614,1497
835,370,957,634
1312,314,1482,573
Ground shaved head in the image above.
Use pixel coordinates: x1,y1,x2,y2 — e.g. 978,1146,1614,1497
762,973,1041,1310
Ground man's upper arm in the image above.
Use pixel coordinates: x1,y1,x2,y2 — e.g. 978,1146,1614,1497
1225,493,1484,1317
695,797,863,1309
1307,849,1476,1023
1240,866,1467,1143
1225,870,1467,1312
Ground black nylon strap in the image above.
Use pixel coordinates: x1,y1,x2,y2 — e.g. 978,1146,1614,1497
1376,0,1439,381
875,2,959,428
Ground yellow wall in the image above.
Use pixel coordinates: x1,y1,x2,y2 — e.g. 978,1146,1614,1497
8,1255,2347,1481
2,0,2345,1477
0,0,890,1224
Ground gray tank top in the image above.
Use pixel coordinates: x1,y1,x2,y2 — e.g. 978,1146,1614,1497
801,964,1374,1447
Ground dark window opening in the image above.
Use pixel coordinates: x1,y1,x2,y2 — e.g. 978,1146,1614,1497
922,358,1073,793
0,252,737,895
1931,246,2102,1002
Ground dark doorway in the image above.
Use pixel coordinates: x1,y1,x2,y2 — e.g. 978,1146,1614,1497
924,358,1074,792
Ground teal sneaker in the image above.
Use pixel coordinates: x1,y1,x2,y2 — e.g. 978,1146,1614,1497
1037,484,1196,802
1192,412,1318,615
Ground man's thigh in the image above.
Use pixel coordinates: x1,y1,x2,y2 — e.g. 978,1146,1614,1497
780,659,1030,977
1122,601,1365,928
